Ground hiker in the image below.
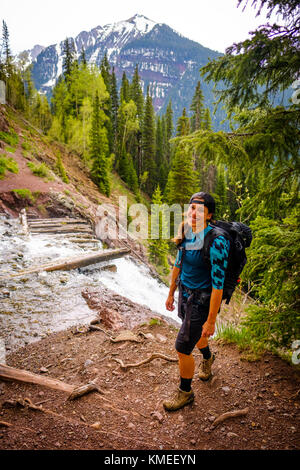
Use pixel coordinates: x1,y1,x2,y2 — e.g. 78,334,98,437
163,191,230,411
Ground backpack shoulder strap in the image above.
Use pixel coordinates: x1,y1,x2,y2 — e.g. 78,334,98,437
178,243,186,271
202,225,231,265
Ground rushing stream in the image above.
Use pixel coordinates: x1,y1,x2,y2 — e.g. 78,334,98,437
0,216,177,355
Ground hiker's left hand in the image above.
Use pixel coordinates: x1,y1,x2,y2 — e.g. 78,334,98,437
201,321,215,338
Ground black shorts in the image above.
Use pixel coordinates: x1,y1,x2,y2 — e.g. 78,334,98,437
175,297,210,356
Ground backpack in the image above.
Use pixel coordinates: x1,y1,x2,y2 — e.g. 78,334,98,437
202,221,252,304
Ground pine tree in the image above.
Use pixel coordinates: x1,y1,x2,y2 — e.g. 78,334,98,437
23,64,35,109
120,72,130,103
190,81,205,132
128,65,144,175
167,143,198,207
1,20,14,102
2,21,13,77
148,185,169,272
155,116,168,191
214,164,227,219
80,47,87,66
130,65,144,121
165,100,174,164
142,87,156,194
116,99,139,191
176,108,190,137
202,107,212,130
110,67,119,154
99,54,113,155
126,153,139,194
90,91,110,196
100,53,111,93
62,37,76,87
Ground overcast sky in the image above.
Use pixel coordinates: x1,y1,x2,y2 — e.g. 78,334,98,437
1,0,276,55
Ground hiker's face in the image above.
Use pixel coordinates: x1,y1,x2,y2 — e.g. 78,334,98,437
187,198,211,230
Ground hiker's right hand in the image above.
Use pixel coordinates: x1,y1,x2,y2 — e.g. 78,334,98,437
166,294,175,311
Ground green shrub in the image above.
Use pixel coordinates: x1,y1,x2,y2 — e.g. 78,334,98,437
55,151,69,183
21,141,31,151
0,130,19,148
149,318,162,326
242,210,300,348
5,146,16,154
0,155,19,179
12,189,34,202
215,323,264,360
22,150,32,160
27,161,50,178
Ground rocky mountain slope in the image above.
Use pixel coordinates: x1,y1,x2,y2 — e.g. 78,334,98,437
21,14,225,129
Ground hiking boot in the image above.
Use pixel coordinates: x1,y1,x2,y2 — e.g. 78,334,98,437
163,388,194,412
198,353,215,381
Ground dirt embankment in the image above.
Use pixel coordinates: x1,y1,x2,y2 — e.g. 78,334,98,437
0,289,299,451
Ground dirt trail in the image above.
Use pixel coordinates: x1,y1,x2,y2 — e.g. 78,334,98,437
0,316,299,451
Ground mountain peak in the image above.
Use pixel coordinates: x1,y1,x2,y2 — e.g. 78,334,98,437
125,13,157,33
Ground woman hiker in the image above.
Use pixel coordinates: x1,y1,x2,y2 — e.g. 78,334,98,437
163,192,230,411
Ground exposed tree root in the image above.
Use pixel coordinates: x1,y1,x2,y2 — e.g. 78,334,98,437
0,420,12,427
212,408,249,427
112,352,178,370
67,382,105,400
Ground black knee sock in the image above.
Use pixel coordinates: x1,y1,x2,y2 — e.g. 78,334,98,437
199,346,211,360
180,377,192,392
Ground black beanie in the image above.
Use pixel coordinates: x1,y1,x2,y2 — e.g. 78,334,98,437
189,192,216,215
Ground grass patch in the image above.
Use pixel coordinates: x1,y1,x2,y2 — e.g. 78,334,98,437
0,154,19,179
12,188,34,202
21,150,33,160
55,151,69,183
111,171,150,208
12,189,41,204
215,322,265,361
5,145,16,154
21,141,32,151
27,161,54,180
0,129,19,148
149,318,162,327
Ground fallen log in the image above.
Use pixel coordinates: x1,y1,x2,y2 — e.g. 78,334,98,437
0,248,130,280
0,365,148,419
0,363,74,393
0,364,104,400
43,248,130,272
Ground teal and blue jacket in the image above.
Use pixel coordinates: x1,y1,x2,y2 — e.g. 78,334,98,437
174,225,230,292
